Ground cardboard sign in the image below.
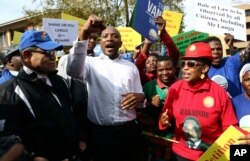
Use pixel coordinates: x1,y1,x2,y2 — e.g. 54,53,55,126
129,0,164,42
198,126,248,161
193,0,246,41
116,27,141,51
172,30,209,55
12,31,23,45
162,10,183,37
43,18,78,46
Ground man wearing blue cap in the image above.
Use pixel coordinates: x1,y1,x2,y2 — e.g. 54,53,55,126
0,30,86,161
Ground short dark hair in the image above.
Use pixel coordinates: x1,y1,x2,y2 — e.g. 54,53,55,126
204,36,222,44
157,55,173,64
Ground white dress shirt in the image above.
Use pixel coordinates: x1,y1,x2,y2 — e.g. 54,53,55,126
62,41,143,125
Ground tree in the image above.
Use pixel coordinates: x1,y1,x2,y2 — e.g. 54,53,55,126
24,0,184,29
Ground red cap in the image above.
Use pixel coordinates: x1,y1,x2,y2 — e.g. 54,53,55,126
182,42,213,61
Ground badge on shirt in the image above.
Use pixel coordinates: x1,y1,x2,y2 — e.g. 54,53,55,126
203,96,215,108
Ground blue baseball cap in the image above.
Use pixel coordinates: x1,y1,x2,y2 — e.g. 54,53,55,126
19,30,63,51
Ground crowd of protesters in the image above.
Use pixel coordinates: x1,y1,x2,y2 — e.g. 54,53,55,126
0,13,250,161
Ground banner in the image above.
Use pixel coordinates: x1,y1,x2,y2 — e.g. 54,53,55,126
61,13,86,34
172,30,209,55
129,0,164,42
193,0,246,41
199,125,248,161
12,31,23,45
162,10,183,37
116,27,141,51
43,18,78,46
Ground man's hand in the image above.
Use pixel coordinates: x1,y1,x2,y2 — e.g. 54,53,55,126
155,16,166,33
224,33,234,48
79,15,106,41
151,95,161,107
238,134,250,145
160,109,171,127
121,93,144,110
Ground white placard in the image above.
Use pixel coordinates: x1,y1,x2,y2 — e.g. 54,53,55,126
194,0,246,41
232,0,250,4
43,18,78,46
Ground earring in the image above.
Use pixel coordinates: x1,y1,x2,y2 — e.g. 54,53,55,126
200,74,205,79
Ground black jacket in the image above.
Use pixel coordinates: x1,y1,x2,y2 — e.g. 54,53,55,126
0,69,87,161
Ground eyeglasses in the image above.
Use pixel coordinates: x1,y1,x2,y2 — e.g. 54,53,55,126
31,50,56,56
180,60,203,68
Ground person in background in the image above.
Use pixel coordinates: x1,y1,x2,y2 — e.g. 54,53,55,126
205,34,250,97
232,63,250,128
135,16,180,85
0,30,86,161
142,56,177,161
159,42,238,161
63,14,145,161
119,45,134,63
0,45,22,84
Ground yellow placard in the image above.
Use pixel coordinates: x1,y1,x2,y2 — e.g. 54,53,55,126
61,13,86,34
12,31,23,45
199,126,247,161
162,10,183,37
116,27,141,51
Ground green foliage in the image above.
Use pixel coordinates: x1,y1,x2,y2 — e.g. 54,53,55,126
24,0,184,29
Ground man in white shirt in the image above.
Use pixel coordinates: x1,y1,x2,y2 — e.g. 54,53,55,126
59,15,145,161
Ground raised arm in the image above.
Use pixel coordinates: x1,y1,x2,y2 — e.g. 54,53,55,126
155,16,180,67
66,15,105,79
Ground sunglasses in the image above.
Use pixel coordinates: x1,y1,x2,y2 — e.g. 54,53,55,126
180,60,203,68
31,50,56,56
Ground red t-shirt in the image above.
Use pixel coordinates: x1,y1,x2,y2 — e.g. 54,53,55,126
159,78,238,160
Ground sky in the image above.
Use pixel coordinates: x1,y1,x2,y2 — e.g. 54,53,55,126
0,0,248,25
0,0,40,23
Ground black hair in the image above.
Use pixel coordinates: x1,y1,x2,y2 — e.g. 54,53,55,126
204,36,222,45
157,55,173,63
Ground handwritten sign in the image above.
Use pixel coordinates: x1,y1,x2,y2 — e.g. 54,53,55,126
129,0,164,42
194,0,246,41
43,18,78,46
116,27,141,51
162,10,183,36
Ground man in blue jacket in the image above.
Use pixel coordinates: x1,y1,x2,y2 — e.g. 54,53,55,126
0,45,22,84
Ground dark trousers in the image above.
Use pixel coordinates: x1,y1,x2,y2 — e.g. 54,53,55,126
89,120,142,161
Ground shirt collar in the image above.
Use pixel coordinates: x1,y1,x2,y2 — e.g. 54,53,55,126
98,52,122,60
156,78,167,89
182,77,211,92
23,66,49,80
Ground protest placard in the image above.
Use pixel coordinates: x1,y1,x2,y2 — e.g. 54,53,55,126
193,0,246,41
43,18,78,46
199,125,248,161
129,0,164,42
172,30,209,55
162,10,183,36
12,31,23,45
116,27,141,51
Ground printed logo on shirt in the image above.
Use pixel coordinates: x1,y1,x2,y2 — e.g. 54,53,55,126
0,119,6,132
203,96,214,108
183,116,211,151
